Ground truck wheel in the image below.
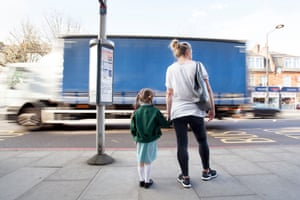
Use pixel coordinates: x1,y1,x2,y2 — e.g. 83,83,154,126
216,113,223,120
17,105,43,131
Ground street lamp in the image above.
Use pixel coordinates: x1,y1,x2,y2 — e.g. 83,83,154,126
265,24,284,105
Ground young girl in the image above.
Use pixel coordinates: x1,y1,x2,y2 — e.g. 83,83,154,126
130,88,170,189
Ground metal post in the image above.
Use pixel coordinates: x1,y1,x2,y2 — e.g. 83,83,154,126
265,33,269,105
88,0,113,165
98,0,107,41
265,24,284,105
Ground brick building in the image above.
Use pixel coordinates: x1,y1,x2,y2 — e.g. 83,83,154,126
247,44,300,110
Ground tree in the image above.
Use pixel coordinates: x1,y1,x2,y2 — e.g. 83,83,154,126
2,10,83,64
43,10,82,43
0,42,5,65
3,20,51,63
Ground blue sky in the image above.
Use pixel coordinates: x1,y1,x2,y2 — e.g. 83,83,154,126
1,0,299,55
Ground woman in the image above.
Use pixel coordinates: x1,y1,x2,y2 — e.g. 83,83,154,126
165,39,217,188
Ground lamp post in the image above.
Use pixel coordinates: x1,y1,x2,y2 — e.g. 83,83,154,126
265,24,284,105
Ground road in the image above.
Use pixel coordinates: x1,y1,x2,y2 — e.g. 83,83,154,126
0,117,299,150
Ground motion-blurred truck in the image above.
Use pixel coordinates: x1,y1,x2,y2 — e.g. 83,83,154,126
4,35,248,130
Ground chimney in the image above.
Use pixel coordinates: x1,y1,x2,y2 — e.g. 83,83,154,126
252,44,260,54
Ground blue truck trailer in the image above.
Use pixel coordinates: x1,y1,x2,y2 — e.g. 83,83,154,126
6,35,248,129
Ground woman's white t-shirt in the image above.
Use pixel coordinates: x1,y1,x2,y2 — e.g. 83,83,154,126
165,60,209,120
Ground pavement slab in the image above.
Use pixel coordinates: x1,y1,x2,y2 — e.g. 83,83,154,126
0,146,299,200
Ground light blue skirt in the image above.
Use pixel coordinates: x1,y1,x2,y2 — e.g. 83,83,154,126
137,140,157,163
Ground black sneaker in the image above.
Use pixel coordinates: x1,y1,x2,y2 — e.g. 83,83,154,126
201,169,217,181
139,181,145,187
177,174,192,188
144,179,153,189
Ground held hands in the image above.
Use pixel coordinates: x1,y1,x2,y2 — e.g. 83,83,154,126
207,109,215,121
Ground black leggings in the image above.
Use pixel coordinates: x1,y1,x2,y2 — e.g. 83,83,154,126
173,116,210,177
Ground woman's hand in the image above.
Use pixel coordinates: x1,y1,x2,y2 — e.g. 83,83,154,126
207,109,215,121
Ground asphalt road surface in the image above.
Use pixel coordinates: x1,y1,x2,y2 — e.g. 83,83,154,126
0,117,299,150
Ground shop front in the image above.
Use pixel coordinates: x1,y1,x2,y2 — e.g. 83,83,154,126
251,87,280,109
280,87,299,110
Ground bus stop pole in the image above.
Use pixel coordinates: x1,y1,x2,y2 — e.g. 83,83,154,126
87,0,113,165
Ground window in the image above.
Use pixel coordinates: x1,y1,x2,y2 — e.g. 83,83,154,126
284,57,300,69
247,56,264,70
283,76,291,86
259,75,267,86
297,76,300,87
249,74,256,86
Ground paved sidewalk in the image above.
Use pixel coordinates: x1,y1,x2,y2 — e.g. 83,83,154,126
0,145,299,200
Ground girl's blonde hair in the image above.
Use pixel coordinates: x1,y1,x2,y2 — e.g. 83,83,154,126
134,88,154,109
169,39,192,58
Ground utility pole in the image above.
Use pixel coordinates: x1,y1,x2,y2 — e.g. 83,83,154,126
87,0,114,165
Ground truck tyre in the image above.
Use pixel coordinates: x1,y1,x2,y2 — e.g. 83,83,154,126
17,103,45,131
216,113,223,120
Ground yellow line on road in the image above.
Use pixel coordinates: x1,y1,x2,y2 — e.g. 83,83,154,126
208,130,275,144
0,130,25,141
264,127,300,140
